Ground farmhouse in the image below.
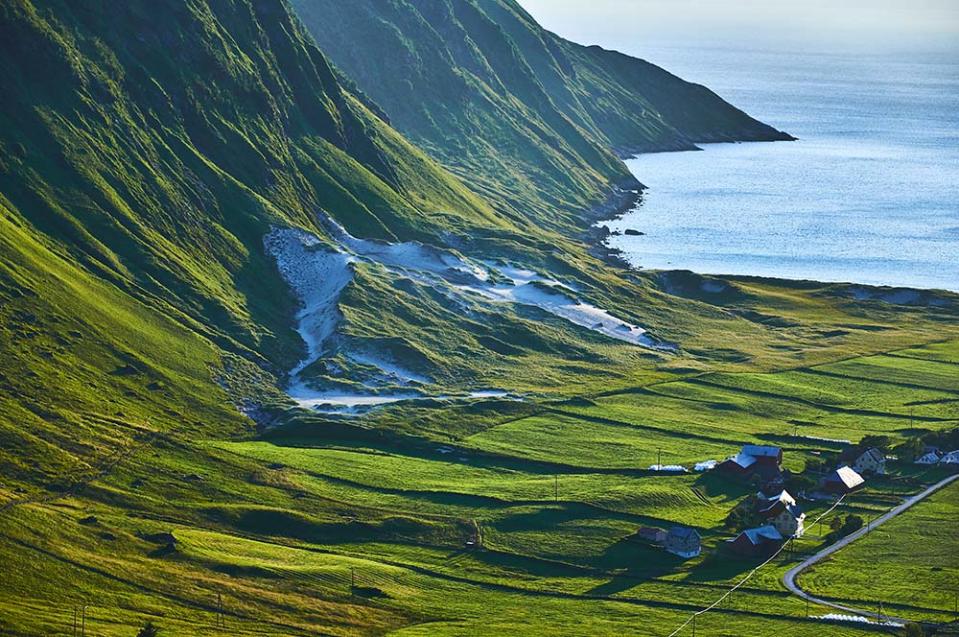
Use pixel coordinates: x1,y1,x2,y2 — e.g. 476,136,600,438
941,450,959,465
820,465,865,494
665,526,701,559
637,526,667,544
756,490,806,538
718,445,783,481
853,447,886,475
727,525,784,557
915,451,942,465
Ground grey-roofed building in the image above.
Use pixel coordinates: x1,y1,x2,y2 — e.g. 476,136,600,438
665,526,701,559
853,447,886,475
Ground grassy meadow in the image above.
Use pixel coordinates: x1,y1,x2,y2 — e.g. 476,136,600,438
3,320,958,635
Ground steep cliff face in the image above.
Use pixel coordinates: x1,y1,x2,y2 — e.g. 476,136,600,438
291,0,791,227
0,0,516,487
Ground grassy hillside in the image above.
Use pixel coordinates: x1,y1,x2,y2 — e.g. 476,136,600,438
0,0,527,485
291,0,792,227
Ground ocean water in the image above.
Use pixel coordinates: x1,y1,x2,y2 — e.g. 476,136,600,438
604,47,959,291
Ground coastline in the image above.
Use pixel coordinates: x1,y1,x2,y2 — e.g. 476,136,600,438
585,151,959,303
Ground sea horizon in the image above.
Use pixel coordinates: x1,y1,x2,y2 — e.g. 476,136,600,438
603,44,959,292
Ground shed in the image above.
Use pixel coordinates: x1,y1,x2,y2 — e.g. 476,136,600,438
727,525,784,557
820,466,865,494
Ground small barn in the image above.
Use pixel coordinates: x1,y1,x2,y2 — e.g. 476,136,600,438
741,445,783,467
726,525,784,557
853,448,886,475
717,452,756,477
665,526,701,559
915,451,941,465
820,466,865,494
637,526,667,544
717,445,783,479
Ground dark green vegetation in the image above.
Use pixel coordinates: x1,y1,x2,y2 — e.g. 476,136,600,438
292,0,792,228
1,0,957,635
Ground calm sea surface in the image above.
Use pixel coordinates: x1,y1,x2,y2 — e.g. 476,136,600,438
605,47,959,291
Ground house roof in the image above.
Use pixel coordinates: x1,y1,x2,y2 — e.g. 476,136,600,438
826,465,865,489
785,504,805,520
857,448,885,463
741,445,781,459
941,450,959,463
916,452,941,464
758,489,796,507
726,453,757,470
735,525,783,545
639,526,665,536
758,490,802,516
668,526,700,541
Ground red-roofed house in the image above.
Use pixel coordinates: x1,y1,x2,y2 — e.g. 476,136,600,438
726,525,784,557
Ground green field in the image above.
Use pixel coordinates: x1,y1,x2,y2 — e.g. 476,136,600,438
797,481,959,623
3,336,958,635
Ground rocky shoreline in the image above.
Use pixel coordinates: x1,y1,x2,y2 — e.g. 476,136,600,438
582,177,646,271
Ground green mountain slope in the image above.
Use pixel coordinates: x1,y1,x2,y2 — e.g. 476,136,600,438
0,0,521,487
290,0,792,227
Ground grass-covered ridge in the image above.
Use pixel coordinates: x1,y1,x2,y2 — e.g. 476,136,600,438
291,0,792,229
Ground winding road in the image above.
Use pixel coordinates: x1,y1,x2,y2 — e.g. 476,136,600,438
783,472,959,623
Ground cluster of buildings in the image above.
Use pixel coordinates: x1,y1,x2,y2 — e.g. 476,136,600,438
640,443,892,560
914,447,959,466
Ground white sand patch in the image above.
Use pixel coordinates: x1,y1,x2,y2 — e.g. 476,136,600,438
266,219,671,413
264,228,353,381
292,390,515,414
460,263,670,349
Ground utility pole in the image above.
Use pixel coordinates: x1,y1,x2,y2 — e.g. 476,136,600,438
554,475,558,501
80,605,86,637
350,567,356,594
657,448,662,469
691,612,696,637
216,592,223,628
806,593,810,618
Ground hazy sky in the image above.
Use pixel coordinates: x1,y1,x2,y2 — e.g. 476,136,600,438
517,0,959,54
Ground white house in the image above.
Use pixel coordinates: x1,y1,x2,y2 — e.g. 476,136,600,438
665,526,701,559
853,447,886,475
